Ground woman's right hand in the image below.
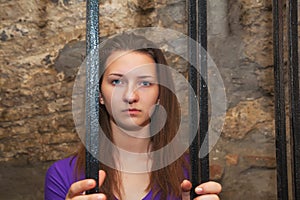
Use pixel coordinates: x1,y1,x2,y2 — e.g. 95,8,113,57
66,170,107,200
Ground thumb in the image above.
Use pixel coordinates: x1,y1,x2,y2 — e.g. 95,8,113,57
99,170,106,187
181,180,192,200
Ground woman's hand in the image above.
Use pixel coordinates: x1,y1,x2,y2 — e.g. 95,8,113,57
181,180,222,200
66,170,107,200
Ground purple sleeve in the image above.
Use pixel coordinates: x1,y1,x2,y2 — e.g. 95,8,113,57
44,156,81,200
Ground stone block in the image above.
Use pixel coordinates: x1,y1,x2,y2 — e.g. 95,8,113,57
243,155,276,168
210,164,224,181
222,97,274,139
225,154,239,166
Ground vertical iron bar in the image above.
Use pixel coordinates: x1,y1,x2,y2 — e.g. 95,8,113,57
188,0,200,199
288,0,300,199
85,0,100,194
272,0,289,199
197,0,209,184
188,0,208,199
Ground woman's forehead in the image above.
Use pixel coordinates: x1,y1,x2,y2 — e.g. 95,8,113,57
104,51,157,75
106,50,153,64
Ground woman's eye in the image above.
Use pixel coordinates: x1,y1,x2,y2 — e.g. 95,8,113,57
112,79,123,85
139,81,151,86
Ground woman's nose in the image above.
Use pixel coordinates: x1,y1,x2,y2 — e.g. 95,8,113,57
123,85,139,104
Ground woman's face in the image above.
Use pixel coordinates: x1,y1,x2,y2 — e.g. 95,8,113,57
100,51,159,131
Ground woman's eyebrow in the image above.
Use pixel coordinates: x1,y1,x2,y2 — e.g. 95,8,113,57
137,75,156,79
108,73,123,77
108,73,156,79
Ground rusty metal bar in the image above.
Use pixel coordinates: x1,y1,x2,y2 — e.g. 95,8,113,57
188,1,200,199
85,0,100,194
197,0,209,185
188,0,208,199
288,0,300,199
272,0,289,199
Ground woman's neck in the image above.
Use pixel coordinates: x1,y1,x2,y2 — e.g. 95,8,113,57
110,121,151,153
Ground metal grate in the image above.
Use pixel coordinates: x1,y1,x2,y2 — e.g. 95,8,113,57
188,0,209,199
273,0,300,199
272,0,289,199
85,0,300,199
85,0,100,194
288,0,300,199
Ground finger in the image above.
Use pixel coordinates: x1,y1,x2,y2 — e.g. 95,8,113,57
72,193,106,200
67,179,96,198
194,194,220,200
181,179,192,200
195,181,222,195
98,170,106,187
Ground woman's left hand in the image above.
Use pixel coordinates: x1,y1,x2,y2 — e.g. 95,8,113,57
181,180,222,200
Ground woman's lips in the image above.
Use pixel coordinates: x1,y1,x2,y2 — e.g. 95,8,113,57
123,108,141,115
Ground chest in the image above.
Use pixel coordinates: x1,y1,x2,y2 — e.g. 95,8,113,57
119,172,150,200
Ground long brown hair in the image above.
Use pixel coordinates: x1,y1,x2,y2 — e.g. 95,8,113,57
75,33,188,199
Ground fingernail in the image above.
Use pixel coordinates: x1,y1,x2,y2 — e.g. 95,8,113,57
87,180,94,186
195,187,203,193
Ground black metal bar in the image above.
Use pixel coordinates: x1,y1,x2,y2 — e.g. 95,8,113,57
197,0,209,185
188,0,208,199
288,0,300,199
85,0,100,194
272,0,289,199
188,0,200,199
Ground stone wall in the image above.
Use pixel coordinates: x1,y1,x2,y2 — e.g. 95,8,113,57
1,0,296,199
1,0,86,163
0,0,189,162
206,1,278,199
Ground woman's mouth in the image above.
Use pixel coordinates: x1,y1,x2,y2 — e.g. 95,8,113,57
123,108,141,115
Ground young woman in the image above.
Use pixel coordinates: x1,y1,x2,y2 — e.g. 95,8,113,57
45,33,221,200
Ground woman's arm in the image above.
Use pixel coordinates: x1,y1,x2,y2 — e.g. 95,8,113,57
44,157,107,200
45,164,70,199
45,165,107,200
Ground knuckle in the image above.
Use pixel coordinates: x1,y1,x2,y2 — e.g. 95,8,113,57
67,184,77,197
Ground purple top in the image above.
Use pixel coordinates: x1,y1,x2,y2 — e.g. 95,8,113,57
45,156,188,200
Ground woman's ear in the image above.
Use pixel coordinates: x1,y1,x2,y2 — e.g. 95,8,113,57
156,98,160,105
99,93,105,105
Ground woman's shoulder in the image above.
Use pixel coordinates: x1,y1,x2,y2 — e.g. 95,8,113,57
45,155,80,184
44,156,80,199
53,156,77,166
48,156,77,172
